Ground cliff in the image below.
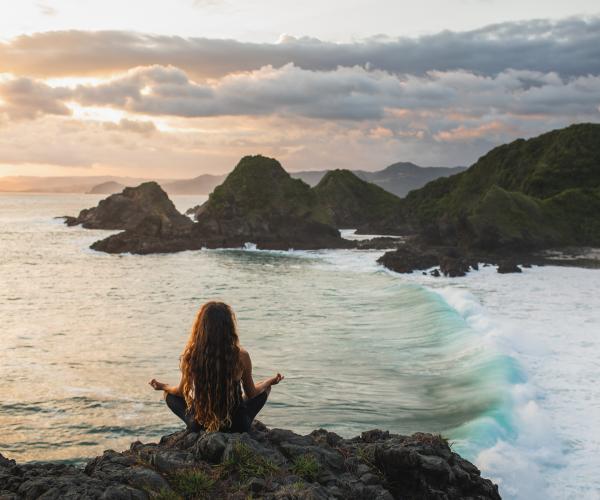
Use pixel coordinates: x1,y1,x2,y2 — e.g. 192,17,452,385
0,424,500,499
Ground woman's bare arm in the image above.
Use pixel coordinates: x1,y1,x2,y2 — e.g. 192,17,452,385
240,348,284,399
149,378,183,397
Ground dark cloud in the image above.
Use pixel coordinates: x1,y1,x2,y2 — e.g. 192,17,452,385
2,64,599,123
0,17,599,79
69,65,600,121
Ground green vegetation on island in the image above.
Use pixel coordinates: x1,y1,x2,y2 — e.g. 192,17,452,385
400,123,600,250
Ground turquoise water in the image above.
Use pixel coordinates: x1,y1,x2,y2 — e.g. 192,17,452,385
4,193,599,498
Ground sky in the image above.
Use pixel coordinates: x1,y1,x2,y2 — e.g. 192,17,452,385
0,0,599,177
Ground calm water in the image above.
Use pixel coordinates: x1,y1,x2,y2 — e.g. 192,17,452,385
1,193,599,499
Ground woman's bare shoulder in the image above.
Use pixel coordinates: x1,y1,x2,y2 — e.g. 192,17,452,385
239,346,251,364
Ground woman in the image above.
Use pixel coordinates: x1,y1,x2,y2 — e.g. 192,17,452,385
149,301,284,433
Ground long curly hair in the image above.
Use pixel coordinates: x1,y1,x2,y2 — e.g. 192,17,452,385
180,301,241,431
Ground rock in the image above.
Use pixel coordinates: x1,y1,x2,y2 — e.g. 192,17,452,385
194,431,229,462
74,156,358,254
247,477,267,492
0,426,500,500
64,181,191,231
497,261,523,273
356,237,401,250
430,268,441,277
439,255,471,277
377,244,439,273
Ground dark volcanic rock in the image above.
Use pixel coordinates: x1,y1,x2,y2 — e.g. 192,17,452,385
378,242,480,277
0,425,500,500
65,181,192,231
90,214,199,255
439,255,472,278
497,261,523,274
377,244,439,273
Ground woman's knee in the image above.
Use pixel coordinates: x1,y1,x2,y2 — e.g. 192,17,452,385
165,393,186,417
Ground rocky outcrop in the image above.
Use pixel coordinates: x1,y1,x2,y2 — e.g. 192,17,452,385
497,261,522,274
377,242,479,277
65,182,192,231
0,424,500,499
377,244,440,274
188,155,353,250
69,157,355,254
312,170,402,233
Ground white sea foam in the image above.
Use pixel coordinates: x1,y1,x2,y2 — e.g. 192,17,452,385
408,265,600,499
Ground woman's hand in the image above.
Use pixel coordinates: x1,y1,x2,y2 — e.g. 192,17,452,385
269,373,284,386
149,379,168,391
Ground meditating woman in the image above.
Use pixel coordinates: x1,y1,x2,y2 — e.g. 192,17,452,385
149,301,283,432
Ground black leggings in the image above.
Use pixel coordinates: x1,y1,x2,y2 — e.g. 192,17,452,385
165,390,269,433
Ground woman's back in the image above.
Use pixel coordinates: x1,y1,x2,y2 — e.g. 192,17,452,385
150,302,284,433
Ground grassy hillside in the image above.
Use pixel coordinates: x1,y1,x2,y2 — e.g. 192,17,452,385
313,169,401,229
206,155,326,220
402,123,600,249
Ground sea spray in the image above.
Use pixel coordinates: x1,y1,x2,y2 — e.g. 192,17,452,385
428,286,564,499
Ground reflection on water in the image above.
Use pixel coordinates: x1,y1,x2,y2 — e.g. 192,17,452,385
0,193,507,463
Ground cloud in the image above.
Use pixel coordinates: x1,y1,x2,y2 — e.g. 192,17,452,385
103,118,157,135
2,63,599,129
6,64,592,123
36,1,58,16
0,16,599,175
0,77,70,119
0,17,599,79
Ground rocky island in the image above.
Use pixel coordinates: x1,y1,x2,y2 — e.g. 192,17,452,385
65,156,377,253
188,156,353,250
377,123,600,276
0,423,500,499
64,124,600,277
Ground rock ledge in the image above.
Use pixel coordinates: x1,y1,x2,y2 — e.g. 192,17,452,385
0,424,500,499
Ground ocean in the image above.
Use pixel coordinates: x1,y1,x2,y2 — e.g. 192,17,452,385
1,193,599,499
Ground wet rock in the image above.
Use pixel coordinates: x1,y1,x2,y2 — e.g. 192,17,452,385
376,245,439,273
497,261,522,273
439,255,472,277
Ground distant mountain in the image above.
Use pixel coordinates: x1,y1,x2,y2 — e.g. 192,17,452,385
0,176,148,194
292,163,465,197
355,163,466,197
1,163,463,197
313,169,401,232
399,123,600,250
163,174,225,195
87,181,126,194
